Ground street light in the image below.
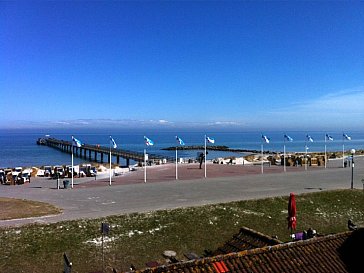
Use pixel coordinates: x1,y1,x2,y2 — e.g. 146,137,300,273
350,149,355,189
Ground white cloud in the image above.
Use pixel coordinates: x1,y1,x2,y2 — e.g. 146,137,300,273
255,88,364,130
291,89,364,114
53,121,70,125
208,121,244,126
3,88,363,131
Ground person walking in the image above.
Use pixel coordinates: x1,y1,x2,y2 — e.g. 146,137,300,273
199,153,204,169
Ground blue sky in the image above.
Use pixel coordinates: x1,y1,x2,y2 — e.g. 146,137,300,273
1,1,363,131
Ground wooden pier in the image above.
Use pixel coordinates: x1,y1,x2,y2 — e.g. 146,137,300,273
39,138,175,165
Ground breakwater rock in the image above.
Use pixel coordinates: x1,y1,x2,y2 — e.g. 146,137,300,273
162,145,271,154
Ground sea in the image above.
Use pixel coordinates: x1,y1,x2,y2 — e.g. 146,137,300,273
1,129,363,168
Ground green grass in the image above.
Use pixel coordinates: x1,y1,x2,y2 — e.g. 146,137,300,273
0,190,363,273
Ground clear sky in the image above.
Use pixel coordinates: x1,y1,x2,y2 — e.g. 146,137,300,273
1,1,363,131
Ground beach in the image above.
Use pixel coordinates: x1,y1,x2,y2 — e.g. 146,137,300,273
1,155,363,227
1,131,364,227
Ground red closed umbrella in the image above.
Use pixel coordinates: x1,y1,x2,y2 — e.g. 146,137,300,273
288,192,297,232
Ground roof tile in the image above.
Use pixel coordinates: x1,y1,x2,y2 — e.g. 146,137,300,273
130,229,363,273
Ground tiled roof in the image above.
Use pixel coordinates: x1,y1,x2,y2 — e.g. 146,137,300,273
131,228,363,273
212,226,282,255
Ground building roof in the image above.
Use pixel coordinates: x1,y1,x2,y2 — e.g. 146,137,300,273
212,226,282,256
131,228,363,273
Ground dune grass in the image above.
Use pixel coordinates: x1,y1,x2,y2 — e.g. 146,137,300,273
0,189,363,273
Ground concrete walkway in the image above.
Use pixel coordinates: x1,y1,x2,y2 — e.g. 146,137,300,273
1,157,363,227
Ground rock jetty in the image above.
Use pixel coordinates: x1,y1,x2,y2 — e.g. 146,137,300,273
162,145,271,154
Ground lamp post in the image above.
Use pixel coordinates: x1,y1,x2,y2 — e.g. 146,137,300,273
350,149,355,189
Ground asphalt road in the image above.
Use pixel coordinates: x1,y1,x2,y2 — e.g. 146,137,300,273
1,157,363,227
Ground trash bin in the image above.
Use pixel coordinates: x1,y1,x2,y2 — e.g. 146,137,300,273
63,180,70,189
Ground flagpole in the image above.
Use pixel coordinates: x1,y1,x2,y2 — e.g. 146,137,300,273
109,144,112,186
283,139,286,172
71,145,74,189
175,147,178,180
261,143,264,174
324,134,327,169
144,148,147,183
305,142,308,171
342,143,345,168
204,135,207,178
342,135,345,168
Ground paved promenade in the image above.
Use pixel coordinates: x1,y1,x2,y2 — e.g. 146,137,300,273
1,157,363,227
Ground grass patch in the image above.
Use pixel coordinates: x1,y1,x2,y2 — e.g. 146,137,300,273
0,197,62,220
0,190,363,273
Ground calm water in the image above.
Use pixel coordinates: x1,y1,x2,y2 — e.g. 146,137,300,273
1,129,363,168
